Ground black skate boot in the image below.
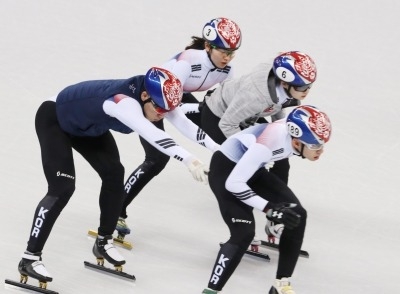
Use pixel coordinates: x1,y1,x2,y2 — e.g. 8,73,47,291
93,235,126,267
18,252,52,286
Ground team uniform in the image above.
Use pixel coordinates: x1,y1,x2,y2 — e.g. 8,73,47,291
119,47,234,221
203,106,332,294
205,122,306,292
28,75,216,252
17,68,213,286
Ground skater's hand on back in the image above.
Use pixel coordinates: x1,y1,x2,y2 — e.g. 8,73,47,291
264,202,300,230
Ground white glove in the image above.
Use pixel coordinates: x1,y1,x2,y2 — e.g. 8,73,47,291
188,159,209,184
265,161,275,170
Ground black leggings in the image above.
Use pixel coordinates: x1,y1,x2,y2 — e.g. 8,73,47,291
200,102,227,145
27,101,125,253
120,119,169,218
206,152,307,290
120,92,202,218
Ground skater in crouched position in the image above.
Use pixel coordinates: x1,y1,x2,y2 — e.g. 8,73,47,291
202,105,332,294
17,67,214,286
200,51,317,246
117,17,242,236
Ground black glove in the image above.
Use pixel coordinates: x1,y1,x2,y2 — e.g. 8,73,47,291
239,116,259,130
265,202,301,230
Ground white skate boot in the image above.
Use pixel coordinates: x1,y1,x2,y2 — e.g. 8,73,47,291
18,252,52,285
269,278,296,294
265,220,284,244
93,235,126,267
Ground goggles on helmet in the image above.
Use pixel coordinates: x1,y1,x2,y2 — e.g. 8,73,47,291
150,99,169,114
210,44,236,57
300,141,324,150
293,83,313,92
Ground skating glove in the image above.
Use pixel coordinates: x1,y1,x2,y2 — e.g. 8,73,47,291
265,161,275,170
188,159,209,184
264,202,300,230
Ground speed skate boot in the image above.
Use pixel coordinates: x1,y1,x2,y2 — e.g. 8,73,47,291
269,278,296,294
18,251,52,287
93,235,126,269
116,217,131,240
202,288,218,293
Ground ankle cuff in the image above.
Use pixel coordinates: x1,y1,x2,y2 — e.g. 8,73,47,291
22,253,41,261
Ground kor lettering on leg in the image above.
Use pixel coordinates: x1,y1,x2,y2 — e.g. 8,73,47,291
31,207,49,238
210,254,229,285
124,169,145,193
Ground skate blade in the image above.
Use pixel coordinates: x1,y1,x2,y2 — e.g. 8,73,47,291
84,261,136,281
87,230,133,250
260,240,310,258
245,248,271,261
5,279,59,294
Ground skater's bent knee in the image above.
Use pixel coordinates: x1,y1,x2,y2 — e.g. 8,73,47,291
142,159,169,175
230,231,255,249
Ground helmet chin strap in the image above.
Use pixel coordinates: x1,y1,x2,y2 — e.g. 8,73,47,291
294,143,306,159
284,85,294,99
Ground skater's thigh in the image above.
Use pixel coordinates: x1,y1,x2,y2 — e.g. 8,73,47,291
72,131,124,179
35,101,75,185
249,168,301,205
219,195,256,244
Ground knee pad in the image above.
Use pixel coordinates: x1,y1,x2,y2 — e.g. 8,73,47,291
48,179,75,208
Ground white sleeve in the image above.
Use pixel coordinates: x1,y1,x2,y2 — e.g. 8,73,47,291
165,107,219,152
161,59,192,86
225,142,272,211
179,103,200,114
103,98,195,165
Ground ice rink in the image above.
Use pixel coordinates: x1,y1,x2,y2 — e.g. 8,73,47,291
1,1,400,293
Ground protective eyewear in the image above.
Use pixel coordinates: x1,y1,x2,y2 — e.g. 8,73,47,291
210,44,236,57
150,99,168,114
301,141,324,150
293,84,313,92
